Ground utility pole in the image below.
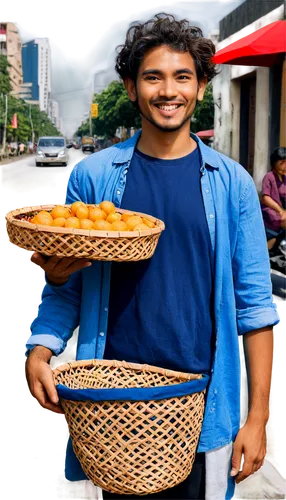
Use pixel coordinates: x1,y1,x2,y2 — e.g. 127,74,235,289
29,103,35,144
89,75,94,136
89,68,107,137
1,94,8,153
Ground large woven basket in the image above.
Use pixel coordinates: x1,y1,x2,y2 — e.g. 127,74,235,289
5,205,165,262
53,359,208,496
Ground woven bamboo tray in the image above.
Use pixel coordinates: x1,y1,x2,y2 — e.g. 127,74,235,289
53,359,208,496
5,205,165,262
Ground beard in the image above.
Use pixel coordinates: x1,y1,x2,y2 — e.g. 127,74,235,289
135,100,195,133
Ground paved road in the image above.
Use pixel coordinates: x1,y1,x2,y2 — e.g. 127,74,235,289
0,151,87,194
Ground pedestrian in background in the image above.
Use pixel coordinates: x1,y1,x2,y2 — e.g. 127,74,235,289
261,147,286,249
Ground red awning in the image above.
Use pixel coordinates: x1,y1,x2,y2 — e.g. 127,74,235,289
196,129,214,138
213,20,286,67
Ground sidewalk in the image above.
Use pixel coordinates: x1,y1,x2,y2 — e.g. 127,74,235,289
0,154,35,168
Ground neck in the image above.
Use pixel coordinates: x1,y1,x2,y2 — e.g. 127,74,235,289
274,170,283,181
137,118,197,159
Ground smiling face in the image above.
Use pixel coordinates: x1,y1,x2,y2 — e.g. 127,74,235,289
125,45,207,133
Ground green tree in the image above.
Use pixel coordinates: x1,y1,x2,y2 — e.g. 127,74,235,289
76,80,214,139
76,81,141,138
191,83,214,133
1,95,60,144
1,54,60,146
0,55,12,95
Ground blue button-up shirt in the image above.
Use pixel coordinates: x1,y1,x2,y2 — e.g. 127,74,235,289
27,131,279,479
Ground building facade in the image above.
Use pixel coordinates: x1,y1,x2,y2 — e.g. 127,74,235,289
0,22,23,94
212,0,285,191
22,38,51,113
59,117,64,135
49,99,60,129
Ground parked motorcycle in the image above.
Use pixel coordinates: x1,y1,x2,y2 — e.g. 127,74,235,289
269,232,286,275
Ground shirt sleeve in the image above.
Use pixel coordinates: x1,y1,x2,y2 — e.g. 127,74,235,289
261,173,273,197
232,177,280,335
25,164,84,356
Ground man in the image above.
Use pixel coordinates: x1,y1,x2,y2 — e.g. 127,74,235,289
19,142,25,155
25,13,279,500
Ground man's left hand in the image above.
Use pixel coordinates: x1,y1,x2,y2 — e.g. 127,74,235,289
231,417,267,483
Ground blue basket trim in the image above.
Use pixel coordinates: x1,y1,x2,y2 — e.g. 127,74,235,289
56,374,209,402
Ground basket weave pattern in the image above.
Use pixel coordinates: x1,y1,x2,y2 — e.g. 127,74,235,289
6,205,165,262
53,360,205,496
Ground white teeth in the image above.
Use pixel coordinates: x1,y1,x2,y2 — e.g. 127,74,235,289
157,105,180,111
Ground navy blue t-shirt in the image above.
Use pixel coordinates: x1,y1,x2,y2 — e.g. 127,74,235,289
104,147,214,373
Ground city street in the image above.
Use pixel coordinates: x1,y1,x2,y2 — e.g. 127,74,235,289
0,150,85,194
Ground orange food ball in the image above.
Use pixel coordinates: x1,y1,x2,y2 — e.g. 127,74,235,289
133,223,150,231
71,201,85,216
51,205,71,219
100,200,116,215
79,219,94,230
121,213,134,222
93,220,113,230
33,211,54,226
126,216,143,230
142,217,155,229
65,217,81,229
89,207,107,221
75,204,89,219
111,220,128,231
106,212,121,224
52,217,66,227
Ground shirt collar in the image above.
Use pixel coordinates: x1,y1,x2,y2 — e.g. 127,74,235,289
273,170,286,184
112,130,220,170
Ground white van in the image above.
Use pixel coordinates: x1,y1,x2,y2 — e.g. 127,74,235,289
35,136,72,166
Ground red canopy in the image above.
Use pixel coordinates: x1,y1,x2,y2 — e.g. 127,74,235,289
196,129,214,138
213,20,286,67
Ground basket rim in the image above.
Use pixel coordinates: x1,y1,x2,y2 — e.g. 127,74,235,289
52,358,203,382
6,205,165,239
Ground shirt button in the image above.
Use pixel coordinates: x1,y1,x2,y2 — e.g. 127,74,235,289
205,189,210,194
209,213,214,219
104,307,108,312
213,389,218,394
124,169,128,174
116,190,121,195
99,332,105,337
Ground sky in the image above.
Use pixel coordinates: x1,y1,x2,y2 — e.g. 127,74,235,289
2,0,244,137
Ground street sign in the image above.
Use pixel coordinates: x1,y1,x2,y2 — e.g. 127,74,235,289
91,103,98,118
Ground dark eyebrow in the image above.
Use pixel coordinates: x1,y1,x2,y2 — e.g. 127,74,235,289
141,68,195,76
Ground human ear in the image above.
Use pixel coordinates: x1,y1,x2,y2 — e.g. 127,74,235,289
124,78,137,102
197,77,208,102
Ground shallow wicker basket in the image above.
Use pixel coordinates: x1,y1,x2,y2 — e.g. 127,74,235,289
53,359,208,496
5,205,165,262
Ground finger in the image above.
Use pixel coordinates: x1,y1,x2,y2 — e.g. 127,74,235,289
42,255,66,272
231,443,242,477
38,394,64,414
42,401,64,414
40,371,60,405
31,252,48,267
253,460,264,473
64,260,92,275
32,381,51,407
56,257,85,270
235,461,253,484
33,382,64,414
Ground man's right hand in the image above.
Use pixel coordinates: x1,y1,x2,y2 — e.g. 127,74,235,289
31,252,92,286
25,346,64,414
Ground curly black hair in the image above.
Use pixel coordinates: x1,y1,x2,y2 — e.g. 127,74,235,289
115,13,218,83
